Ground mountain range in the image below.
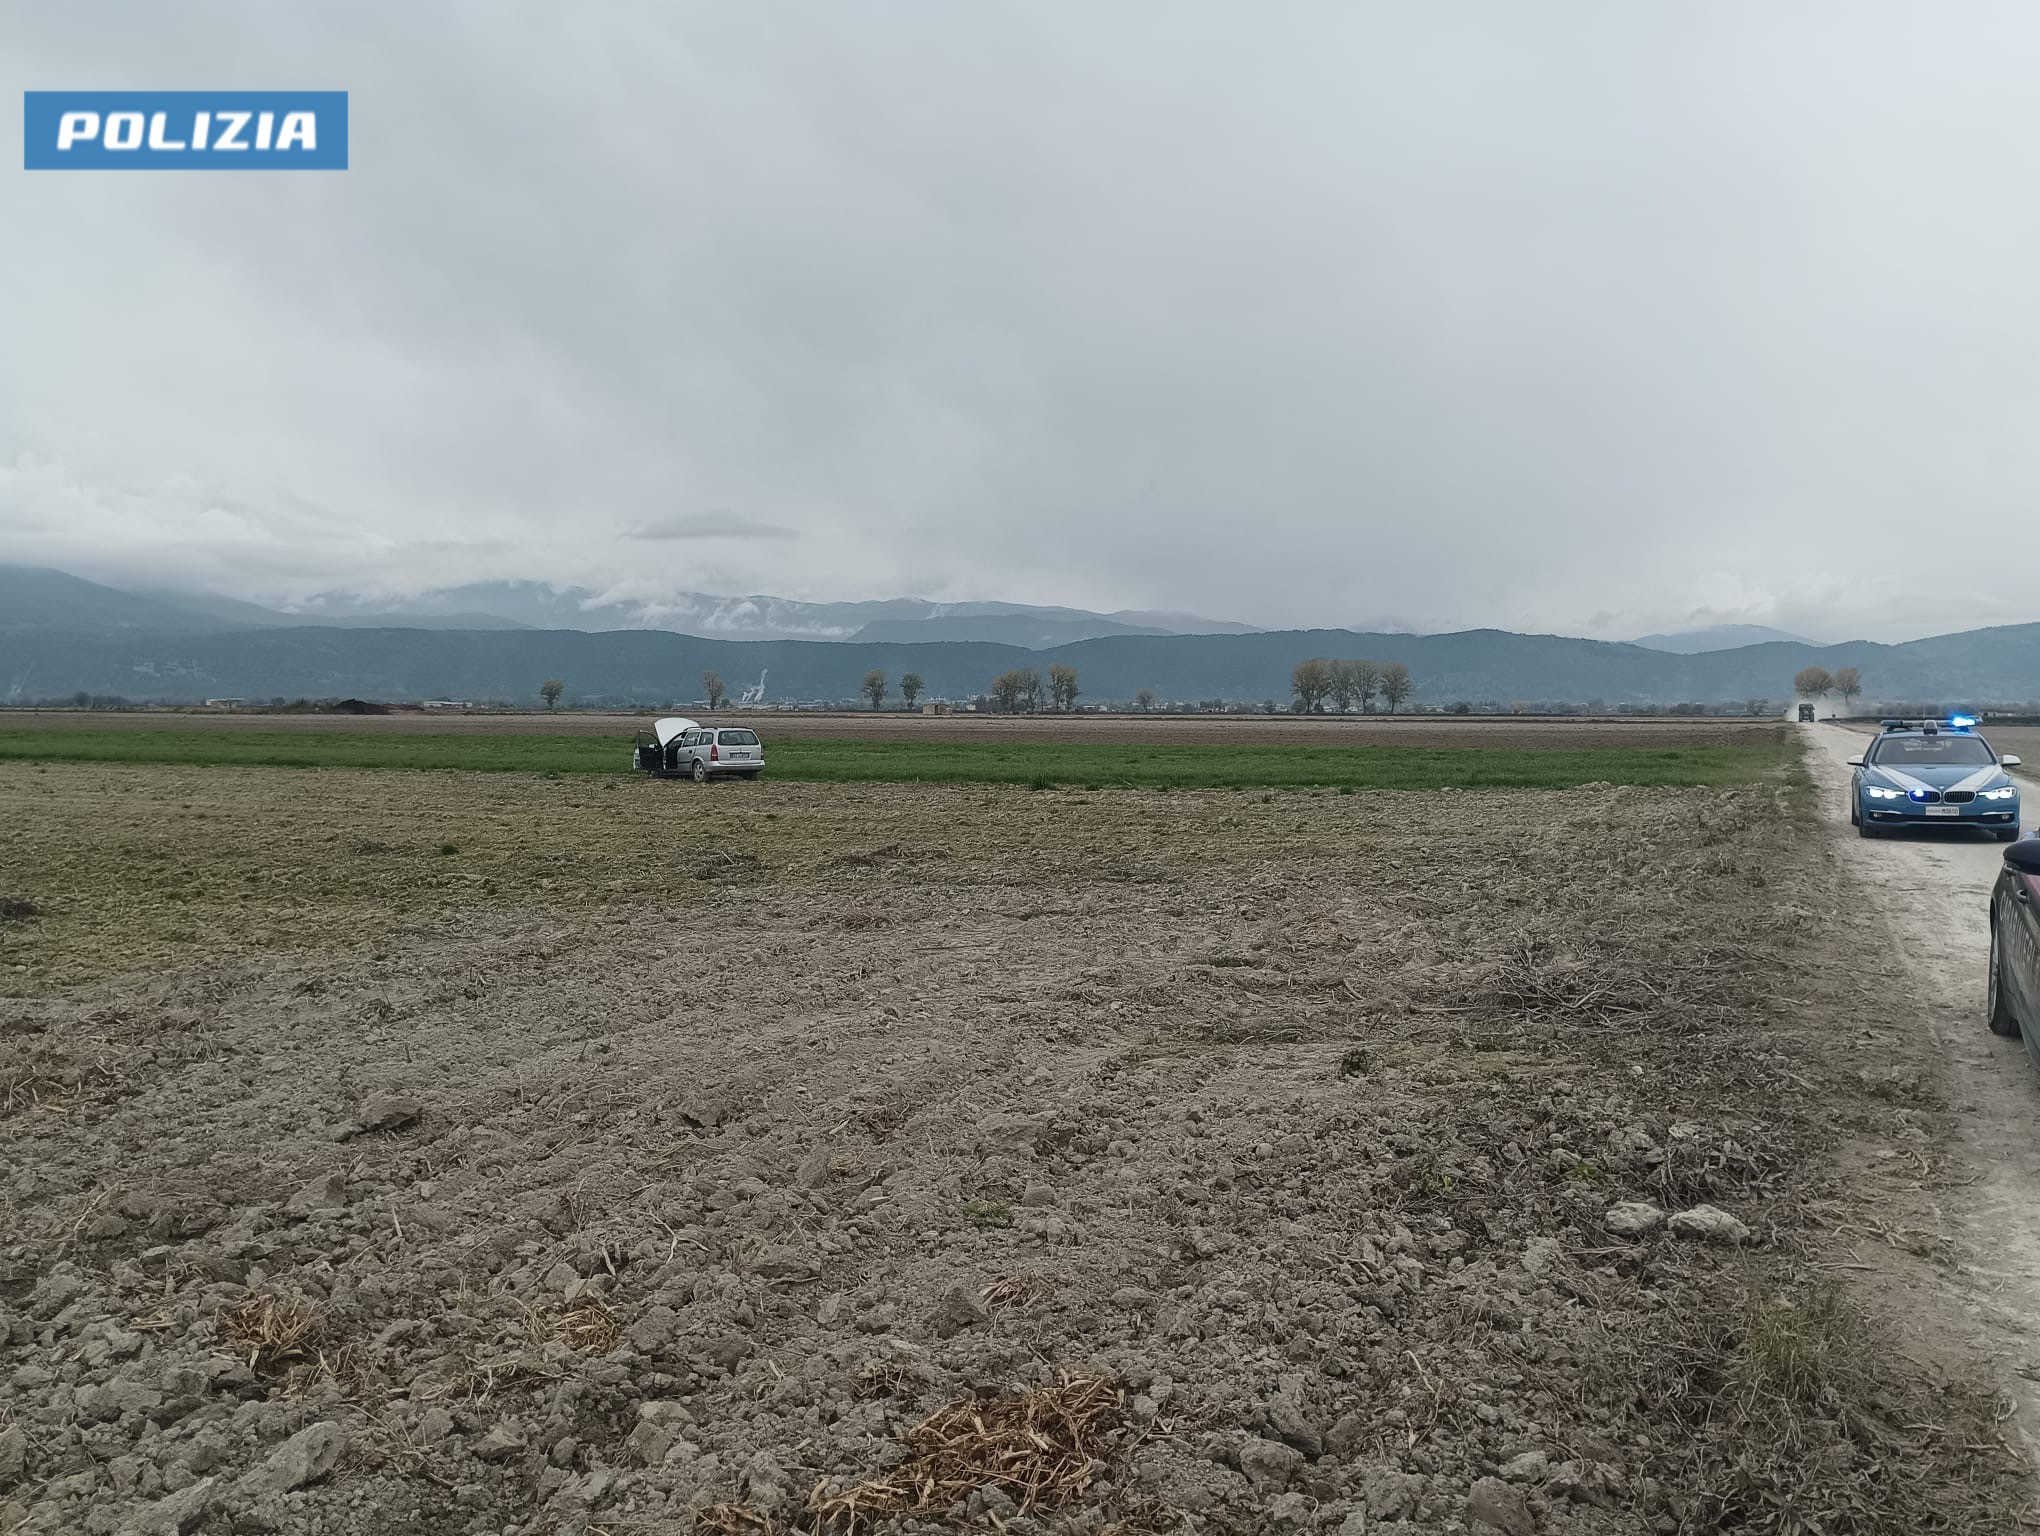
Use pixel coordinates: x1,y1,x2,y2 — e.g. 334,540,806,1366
3,566,2035,708
190,578,1258,646
1630,623,1815,654
0,567,1257,647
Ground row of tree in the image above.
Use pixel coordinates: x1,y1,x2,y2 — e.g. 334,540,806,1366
988,664,1081,712
859,670,925,708
697,669,932,709
116,674,1911,716
1291,658,1414,713
1794,665,1863,709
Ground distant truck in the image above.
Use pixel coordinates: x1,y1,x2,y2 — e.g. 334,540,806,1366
1798,703,1816,722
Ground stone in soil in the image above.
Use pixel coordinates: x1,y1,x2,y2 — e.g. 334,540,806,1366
1237,1436,1304,1491
475,1423,526,1462
116,1477,215,1536
284,1173,349,1215
236,1421,345,1496
1467,1474,1535,1534
1605,1200,1666,1237
1667,1204,1752,1245
357,1093,423,1131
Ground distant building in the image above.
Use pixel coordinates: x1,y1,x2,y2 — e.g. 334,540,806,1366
421,699,472,711
922,702,953,715
203,698,245,710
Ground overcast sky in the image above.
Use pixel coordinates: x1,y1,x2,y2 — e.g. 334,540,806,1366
3,4,2036,642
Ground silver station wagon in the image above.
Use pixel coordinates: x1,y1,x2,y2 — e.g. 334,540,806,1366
633,717,766,781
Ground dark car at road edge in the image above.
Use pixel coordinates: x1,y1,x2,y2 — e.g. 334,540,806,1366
1989,836,2040,1066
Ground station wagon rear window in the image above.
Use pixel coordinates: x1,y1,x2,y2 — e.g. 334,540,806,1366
717,730,760,745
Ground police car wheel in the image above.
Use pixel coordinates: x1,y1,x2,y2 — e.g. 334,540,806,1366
1858,820,1880,838
1989,922,2021,1038
1997,828,2019,843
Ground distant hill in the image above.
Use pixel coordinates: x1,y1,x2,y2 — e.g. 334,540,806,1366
0,567,243,633
282,581,1252,643
6,611,2039,708
1633,624,1814,654
5,565,2033,707
1108,609,1260,636
135,589,531,631
849,614,1170,647
16,568,1251,645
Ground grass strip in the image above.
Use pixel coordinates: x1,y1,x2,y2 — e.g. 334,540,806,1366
0,727,1798,790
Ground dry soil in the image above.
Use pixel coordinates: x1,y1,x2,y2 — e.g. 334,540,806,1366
0,757,2023,1535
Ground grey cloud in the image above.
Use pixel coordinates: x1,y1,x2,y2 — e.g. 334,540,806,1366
2,3,2037,640
627,511,799,542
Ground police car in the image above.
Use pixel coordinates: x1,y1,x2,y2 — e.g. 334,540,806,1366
1848,717,2021,841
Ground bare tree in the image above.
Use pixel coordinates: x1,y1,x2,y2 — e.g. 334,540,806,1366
1793,665,1834,701
540,679,565,711
1134,687,1157,712
862,670,888,709
1833,666,1862,713
1291,657,1334,713
1745,698,1770,717
990,671,1025,712
1328,661,1359,713
701,672,727,709
1379,662,1414,713
1348,658,1381,713
1049,664,1081,712
900,673,925,707
1016,668,1043,712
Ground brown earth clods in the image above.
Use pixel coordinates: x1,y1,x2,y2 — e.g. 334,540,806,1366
0,762,2022,1535
0,710,1786,750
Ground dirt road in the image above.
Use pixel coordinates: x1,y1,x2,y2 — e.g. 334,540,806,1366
1805,723,2040,1453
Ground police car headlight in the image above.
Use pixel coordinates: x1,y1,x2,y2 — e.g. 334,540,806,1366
1982,785,2019,800
1864,786,1903,799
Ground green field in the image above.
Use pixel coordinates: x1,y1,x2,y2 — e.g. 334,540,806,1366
0,727,1799,790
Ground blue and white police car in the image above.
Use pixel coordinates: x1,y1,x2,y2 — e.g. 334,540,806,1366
1849,717,2022,842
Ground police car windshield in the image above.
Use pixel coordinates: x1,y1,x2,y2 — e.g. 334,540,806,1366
1870,734,1996,767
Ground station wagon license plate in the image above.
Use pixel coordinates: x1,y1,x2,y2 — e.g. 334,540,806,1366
1924,805,1958,817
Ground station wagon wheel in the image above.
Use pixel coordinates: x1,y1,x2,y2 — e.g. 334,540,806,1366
1989,917,2022,1037
692,759,709,783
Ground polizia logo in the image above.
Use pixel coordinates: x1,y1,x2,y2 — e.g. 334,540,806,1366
23,92,347,170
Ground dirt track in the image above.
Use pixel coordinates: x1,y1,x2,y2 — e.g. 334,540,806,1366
0,757,2023,1534
1802,723,2040,1459
0,710,1782,751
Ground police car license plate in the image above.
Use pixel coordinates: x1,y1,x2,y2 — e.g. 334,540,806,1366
1925,805,1958,817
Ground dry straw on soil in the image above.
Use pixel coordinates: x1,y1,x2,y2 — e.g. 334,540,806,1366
803,1374,1131,1534
214,1293,328,1376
